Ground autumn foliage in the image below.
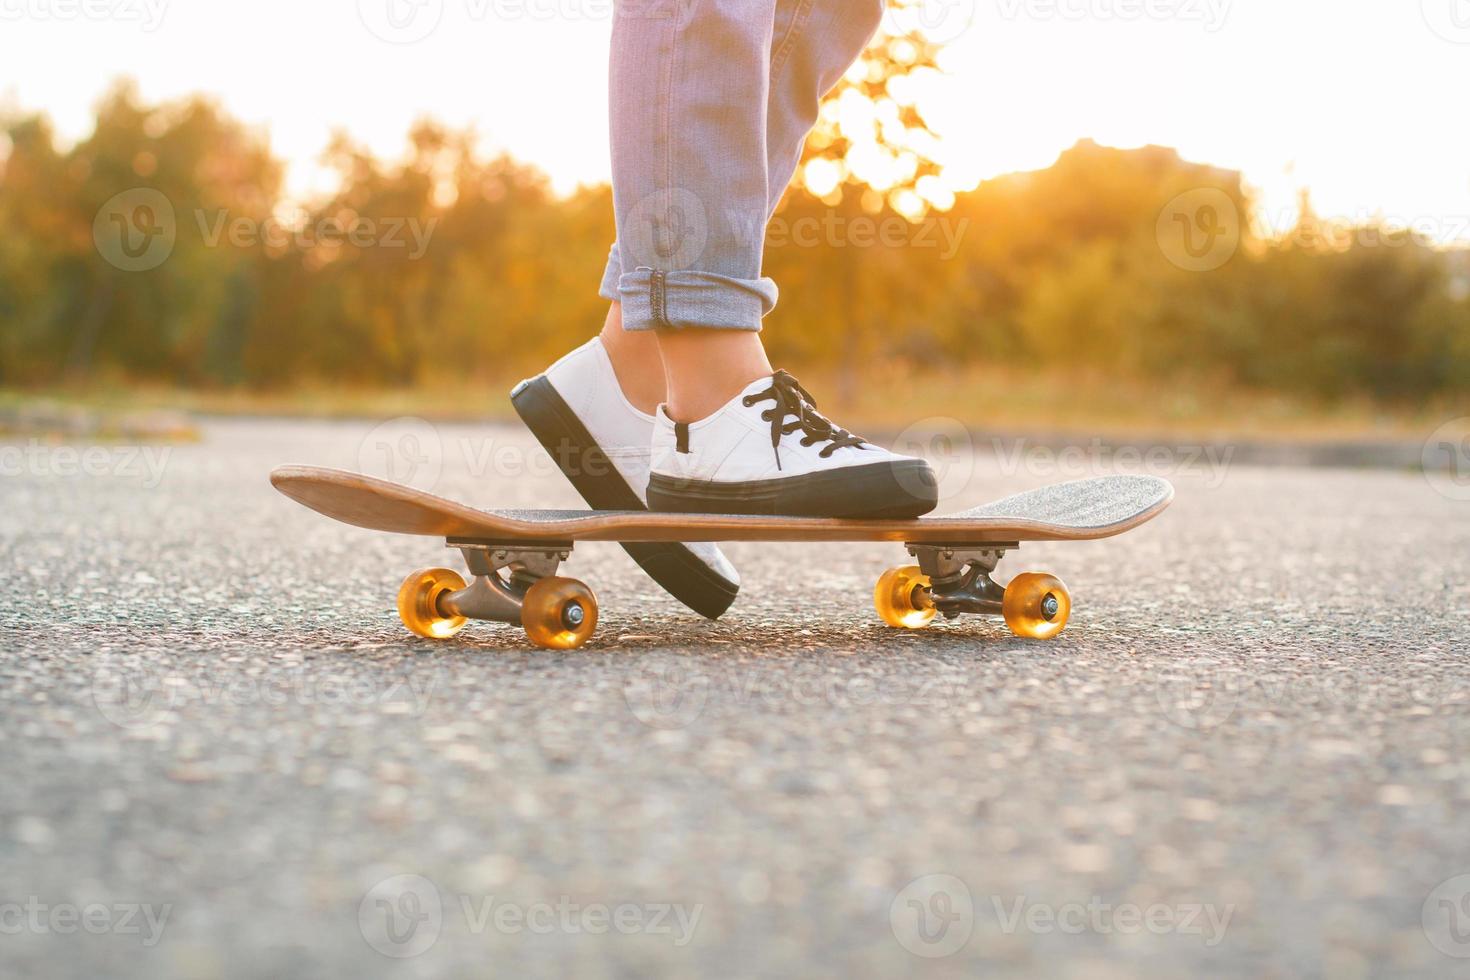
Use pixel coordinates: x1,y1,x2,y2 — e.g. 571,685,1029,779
1,80,1466,406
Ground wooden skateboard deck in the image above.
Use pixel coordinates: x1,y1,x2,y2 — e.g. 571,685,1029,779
270,466,1173,545
270,465,1172,648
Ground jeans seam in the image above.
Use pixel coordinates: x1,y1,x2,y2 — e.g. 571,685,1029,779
659,0,677,266
650,269,670,327
768,0,816,89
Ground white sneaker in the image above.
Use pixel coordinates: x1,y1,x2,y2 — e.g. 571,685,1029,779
648,371,939,518
511,337,741,619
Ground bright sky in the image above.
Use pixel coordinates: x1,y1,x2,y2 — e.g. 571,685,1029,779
2,0,1468,240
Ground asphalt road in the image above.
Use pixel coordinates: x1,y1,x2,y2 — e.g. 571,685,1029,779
2,417,1468,979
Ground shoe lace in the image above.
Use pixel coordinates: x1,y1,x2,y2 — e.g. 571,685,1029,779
741,370,868,470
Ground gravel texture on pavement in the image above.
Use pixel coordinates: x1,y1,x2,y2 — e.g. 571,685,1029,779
2,417,1468,978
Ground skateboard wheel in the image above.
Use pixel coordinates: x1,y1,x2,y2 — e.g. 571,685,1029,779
521,577,599,650
1002,572,1071,640
396,567,469,640
873,565,936,629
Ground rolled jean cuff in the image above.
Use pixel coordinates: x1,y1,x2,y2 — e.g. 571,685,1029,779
617,266,778,332
598,243,622,304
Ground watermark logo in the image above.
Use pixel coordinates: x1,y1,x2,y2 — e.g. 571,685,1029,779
890,874,974,958
360,874,443,958
358,0,445,42
0,0,168,31
623,660,711,730
992,895,1233,945
1422,417,1470,501
760,212,970,260
1154,663,1394,729
96,193,439,271
1154,665,1241,730
892,416,976,503
1422,0,1470,43
90,662,440,730
92,662,180,730
0,898,172,946
194,209,438,259
624,187,709,271
94,189,176,272
623,662,961,730
990,436,1235,488
1157,187,1240,273
0,441,171,488
358,417,445,492
1423,874,1470,958
885,0,976,43
1258,210,1470,250
995,0,1230,31
358,875,702,957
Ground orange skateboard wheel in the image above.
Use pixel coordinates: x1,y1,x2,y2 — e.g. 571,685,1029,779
874,565,937,629
397,567,469,639
1001,572,1070,639
521,577,599,650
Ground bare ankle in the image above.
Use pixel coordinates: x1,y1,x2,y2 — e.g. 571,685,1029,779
656,329,772,422
598,302,665,416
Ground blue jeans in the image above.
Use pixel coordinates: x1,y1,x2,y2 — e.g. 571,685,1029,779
601,0,885,331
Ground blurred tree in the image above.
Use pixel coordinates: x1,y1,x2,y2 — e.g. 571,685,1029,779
0,81,279,384
0,113,73,383
1,80,1467,408
768,0,957,400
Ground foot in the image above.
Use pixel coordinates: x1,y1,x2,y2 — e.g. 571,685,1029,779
647,371,939,518
511,338,741,619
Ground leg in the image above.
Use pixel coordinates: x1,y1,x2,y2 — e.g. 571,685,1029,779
609,0,779,330
763,0,886,215
602,0,885,420
606,0,782,419
654,0,888,421
590,0,930,519
637,0,934,517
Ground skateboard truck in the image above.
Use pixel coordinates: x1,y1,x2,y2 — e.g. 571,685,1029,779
394,540,599,649
404,537,1071,648
440,541,573,621
874,542,1072,640
907,544,1012,618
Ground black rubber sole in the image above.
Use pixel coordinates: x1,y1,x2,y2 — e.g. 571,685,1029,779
647,459,939,519
510,375,739,620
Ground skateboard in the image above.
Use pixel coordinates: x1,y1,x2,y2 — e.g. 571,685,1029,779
271,466,1173,649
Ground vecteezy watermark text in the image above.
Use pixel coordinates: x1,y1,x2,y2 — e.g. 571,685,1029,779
0,0,168,31
990,895,1234,945
93,189,440,272
889,874,1234,958
0,441,170,489
623,659,964,730
995,0,1231,31
358,874,702,958
0,898,172,947
991,436,1234,488
1155,661,1469,731
194,210,438,260
762,212,970,260
92,661,441,730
